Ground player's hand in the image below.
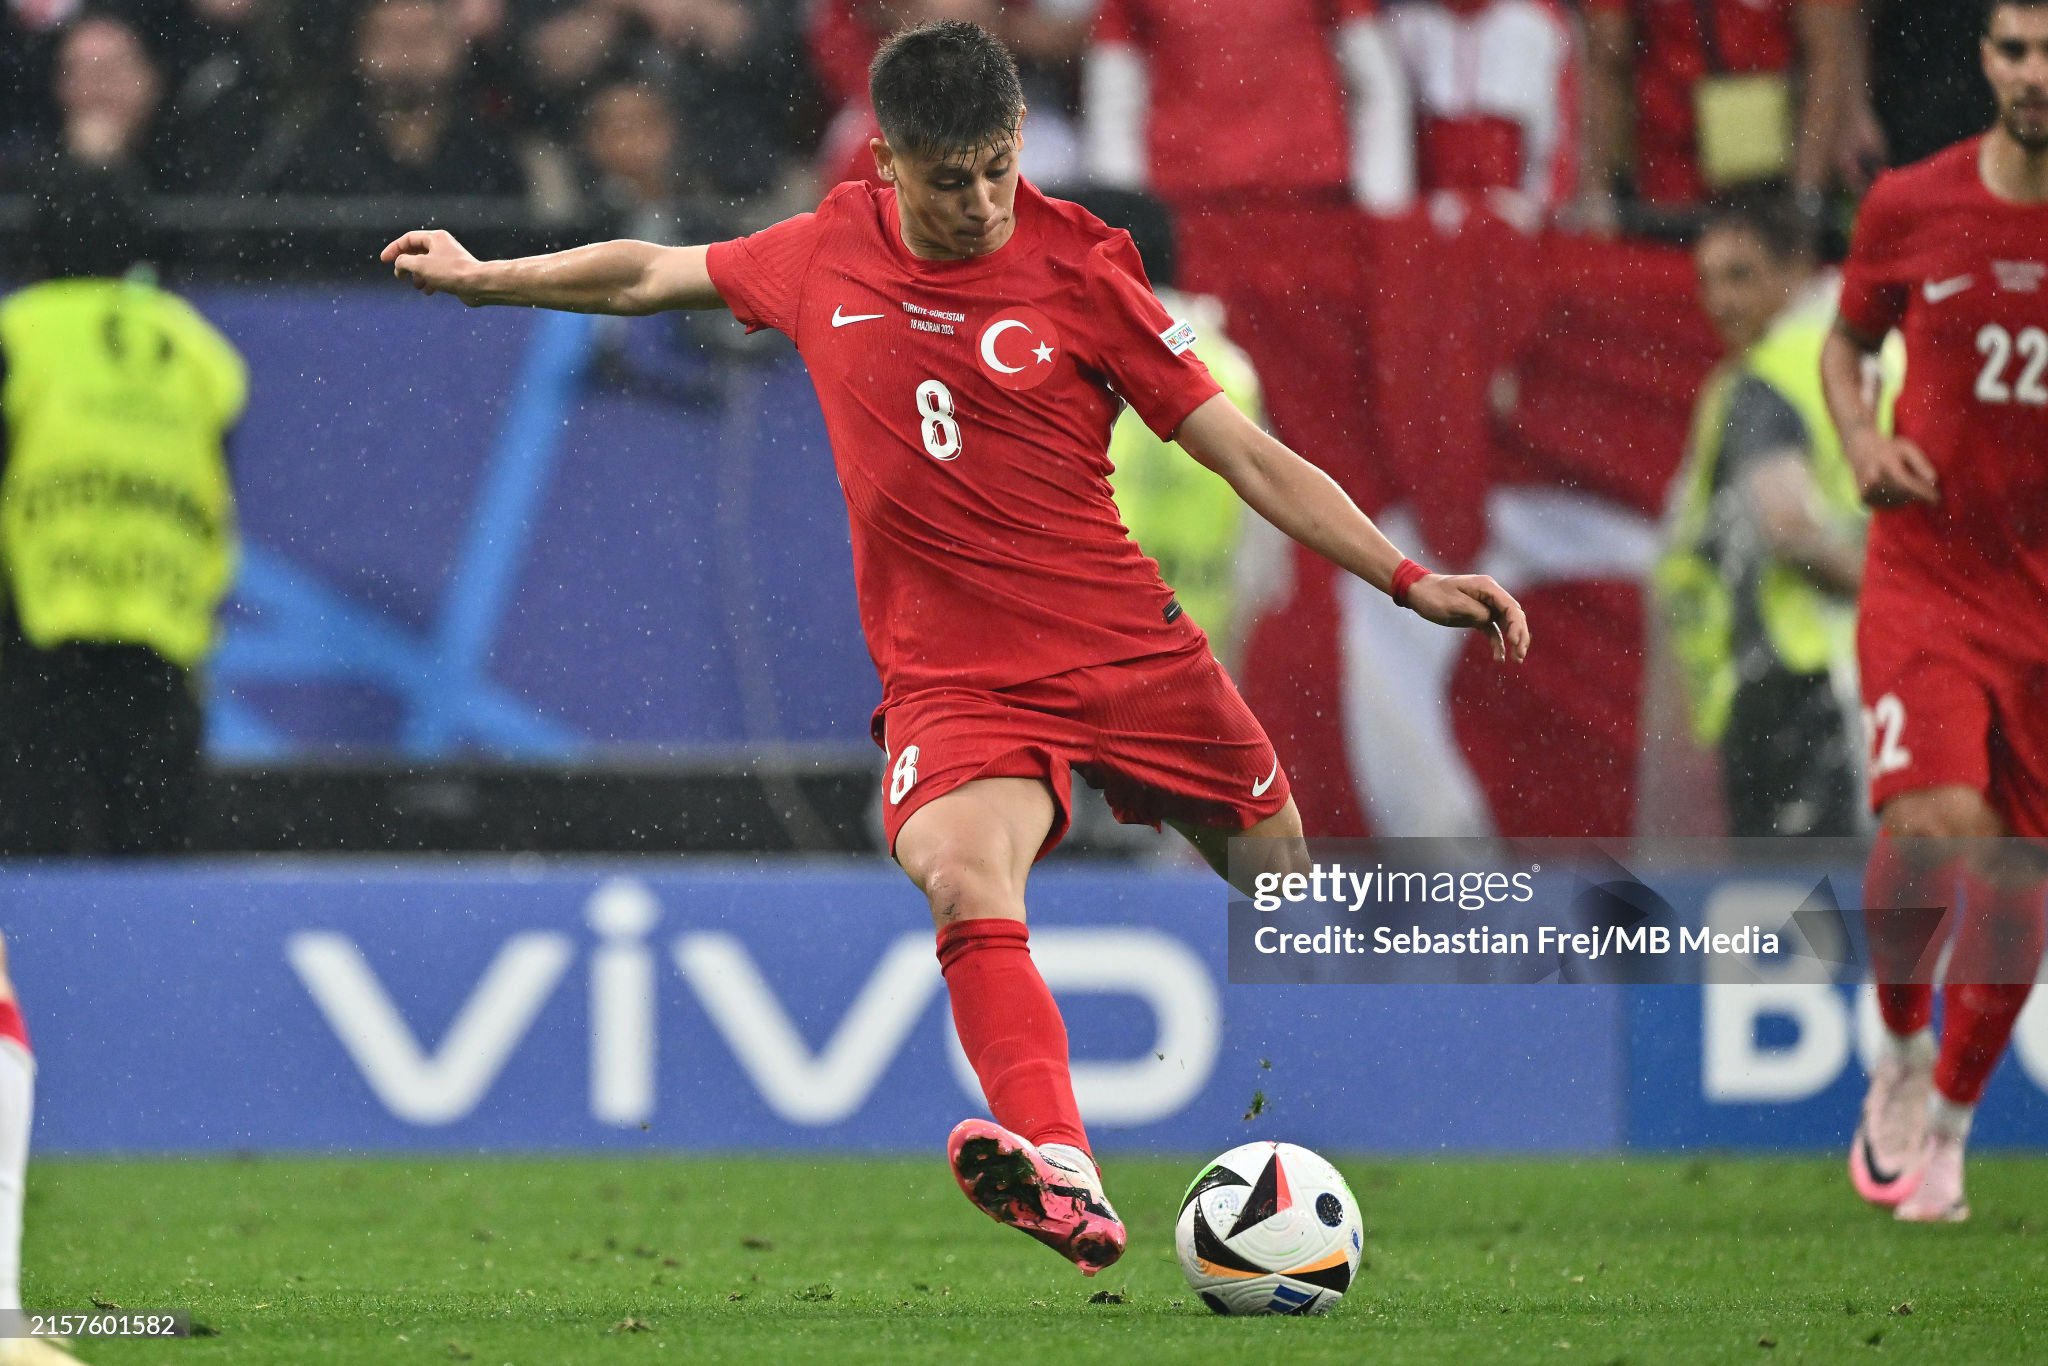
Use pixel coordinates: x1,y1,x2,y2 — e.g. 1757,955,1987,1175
380,229,485,305
1846,430,1939,508
1405,573,1531,664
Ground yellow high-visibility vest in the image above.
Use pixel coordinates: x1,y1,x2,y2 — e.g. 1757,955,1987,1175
1,276,244,668
1108,298,1263,651
1655,287,1888,745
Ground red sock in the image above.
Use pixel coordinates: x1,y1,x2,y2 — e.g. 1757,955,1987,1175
0,1001,27,1054
1935,874,2046,1104
937,919,1088,1154
1865,831,1954,1035
1937,982,2030,1104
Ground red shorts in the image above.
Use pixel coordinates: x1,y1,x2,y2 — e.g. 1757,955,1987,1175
871,639,1291,858
1858,592,2048,838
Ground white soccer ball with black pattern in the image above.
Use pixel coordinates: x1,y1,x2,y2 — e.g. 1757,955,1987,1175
1174,1140,1363,1315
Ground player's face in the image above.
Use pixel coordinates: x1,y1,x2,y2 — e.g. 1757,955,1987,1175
1695,227,1803,352
1984,8,2048,151
875,127,1023,262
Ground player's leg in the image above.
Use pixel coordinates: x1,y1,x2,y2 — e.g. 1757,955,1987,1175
1851,635,1997,1207
0,935,28,1330
0,937,79,1365
1076,640,1302,891
898,776,1078,1147
895,778,1125,1274
1851,792,1967,1205
1168,796,1310,894
1877,787,2044,1223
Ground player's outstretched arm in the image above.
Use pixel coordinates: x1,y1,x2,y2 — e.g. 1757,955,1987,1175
378,230,725,315
1820,320,1937,507
1175,394,1530,663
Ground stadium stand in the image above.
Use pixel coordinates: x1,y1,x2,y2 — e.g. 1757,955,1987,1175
0,1,1908,846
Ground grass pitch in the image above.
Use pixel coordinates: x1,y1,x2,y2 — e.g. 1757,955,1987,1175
23,1153,2048,1363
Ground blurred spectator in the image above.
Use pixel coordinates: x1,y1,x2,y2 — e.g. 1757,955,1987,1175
0,1,77,186
152,1,289,188
1079,0,1414,475
575,79,735,404
580,78,696,238
1583,0,1862,225
809,0,1090,191
1084,0,1412,211
1384,0,1579,227
294,0,517,107
48,13,166,182
10,5,296,192
1654,194,1870,836
113,0,294,189
1867,0,1992,168
518,0,804,200
1348,0,1572,587
275,0,526,196
0,176,244,856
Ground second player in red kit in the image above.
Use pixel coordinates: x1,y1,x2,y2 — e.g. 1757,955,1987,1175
1836,133,2048,833
1823,0,2048,1226
381,20,1528,1276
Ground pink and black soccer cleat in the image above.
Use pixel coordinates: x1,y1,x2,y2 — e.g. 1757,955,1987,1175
1895,1132,1970,1223
946,1119,1126,1275
1849,1055,1932,1207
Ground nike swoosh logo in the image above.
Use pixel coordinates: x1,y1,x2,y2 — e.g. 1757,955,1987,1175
1923,275,1974,304
1860,1131,1904,1187
1252,755,1280,797
832,306,886,327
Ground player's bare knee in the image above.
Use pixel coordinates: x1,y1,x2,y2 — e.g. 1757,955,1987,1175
1235,802,1310,888
920,850,1025,929
1879,787,2040,885
1881,788,2004,843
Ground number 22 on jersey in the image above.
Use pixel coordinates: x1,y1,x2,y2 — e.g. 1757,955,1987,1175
1975,324,2048,406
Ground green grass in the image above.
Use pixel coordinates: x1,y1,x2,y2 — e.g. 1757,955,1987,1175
21,1154,2048,1363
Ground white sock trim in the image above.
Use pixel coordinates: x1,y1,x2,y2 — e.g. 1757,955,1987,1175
1879,1026,1936,1071
1929,1094,1974,1141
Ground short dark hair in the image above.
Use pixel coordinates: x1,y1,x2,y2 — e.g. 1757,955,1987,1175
1987,0,2048,32
1699,189,1818,264
869,20,1024,162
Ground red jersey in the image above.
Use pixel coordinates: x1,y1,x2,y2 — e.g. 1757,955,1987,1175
706,180,1222,706
1387,0,1578,212
1091,0,1378,199
1839,138,2048,646
1585,0,1851,205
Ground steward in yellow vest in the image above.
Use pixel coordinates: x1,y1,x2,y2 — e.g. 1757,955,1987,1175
1655,197,1878,837
0,187,244,855
1107,287,1266,668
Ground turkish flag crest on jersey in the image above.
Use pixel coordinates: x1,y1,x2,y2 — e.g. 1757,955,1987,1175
977,306,1062,392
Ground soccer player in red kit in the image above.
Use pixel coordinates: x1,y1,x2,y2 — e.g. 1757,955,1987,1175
1822,0,2048,1223
381,21,1528,1272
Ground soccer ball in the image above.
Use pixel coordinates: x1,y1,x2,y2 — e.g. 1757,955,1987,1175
1174,1140,1363,1316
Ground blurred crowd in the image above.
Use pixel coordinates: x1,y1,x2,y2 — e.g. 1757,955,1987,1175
0,1,2001,238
